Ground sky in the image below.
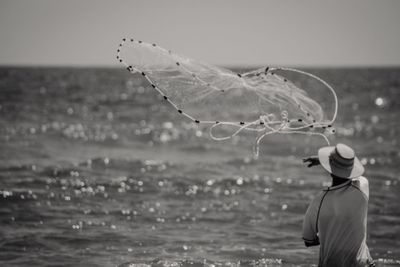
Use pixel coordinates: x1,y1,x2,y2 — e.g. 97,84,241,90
0,0,400,67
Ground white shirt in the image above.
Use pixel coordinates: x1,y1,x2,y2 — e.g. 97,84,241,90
303,176,374,267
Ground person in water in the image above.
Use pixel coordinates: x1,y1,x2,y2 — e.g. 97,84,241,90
302,143,375,267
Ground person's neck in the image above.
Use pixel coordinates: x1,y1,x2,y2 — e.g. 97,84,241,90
331,174,350,187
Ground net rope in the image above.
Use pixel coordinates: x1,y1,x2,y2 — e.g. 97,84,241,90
116,38,338,157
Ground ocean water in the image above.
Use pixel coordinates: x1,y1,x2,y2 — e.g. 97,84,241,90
0,67,399,267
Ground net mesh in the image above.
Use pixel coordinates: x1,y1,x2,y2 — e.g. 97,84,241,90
117,38,338,157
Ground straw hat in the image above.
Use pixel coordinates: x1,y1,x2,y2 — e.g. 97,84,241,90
318,143,364,179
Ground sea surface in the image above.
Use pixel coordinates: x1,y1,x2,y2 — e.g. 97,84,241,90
0,67,399,267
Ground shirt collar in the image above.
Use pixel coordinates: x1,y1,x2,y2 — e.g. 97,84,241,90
323,179,352,191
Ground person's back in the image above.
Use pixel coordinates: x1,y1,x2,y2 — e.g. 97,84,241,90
302,144,374,267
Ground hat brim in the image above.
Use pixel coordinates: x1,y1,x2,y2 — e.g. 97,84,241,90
318,146,364,179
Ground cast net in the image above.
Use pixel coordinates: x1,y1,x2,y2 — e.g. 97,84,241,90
117,38,338,156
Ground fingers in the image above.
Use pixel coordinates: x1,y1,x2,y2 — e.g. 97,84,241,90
303,157,319,167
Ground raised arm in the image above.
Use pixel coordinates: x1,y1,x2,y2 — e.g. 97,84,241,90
302,156,320,168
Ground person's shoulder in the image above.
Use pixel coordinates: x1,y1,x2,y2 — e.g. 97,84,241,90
352,176,369,187
351,176,369,199
306,190,326,215
310,190,326,205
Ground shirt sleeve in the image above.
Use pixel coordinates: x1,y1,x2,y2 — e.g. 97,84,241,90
302,194,321,242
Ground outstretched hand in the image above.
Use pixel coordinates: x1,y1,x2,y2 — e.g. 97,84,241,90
303,156,320,168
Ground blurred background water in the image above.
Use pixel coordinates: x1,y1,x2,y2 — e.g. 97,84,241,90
0,67,399,267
